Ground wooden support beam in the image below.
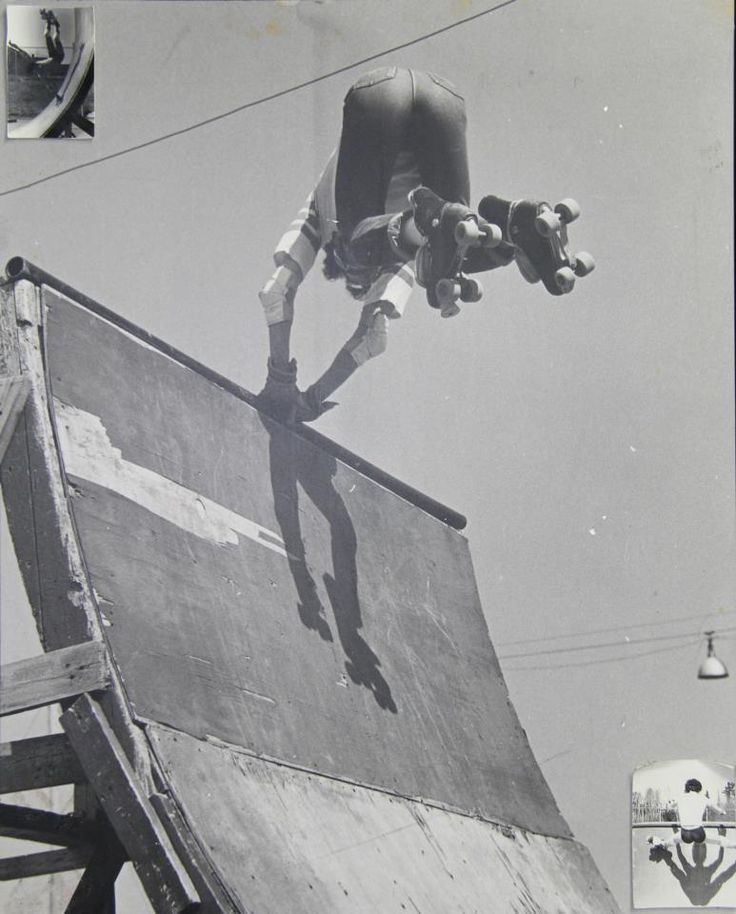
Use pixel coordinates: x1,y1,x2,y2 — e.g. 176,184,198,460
0,374,28,461
0,846,92,881
0,802,97,847
0,641,110,717
71,785,119,914
61,695,200,914
0,733,86,793
65,827,126,914
151,792,242,914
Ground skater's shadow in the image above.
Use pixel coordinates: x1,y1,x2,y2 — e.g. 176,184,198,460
260,417,397,713
658,843,736,906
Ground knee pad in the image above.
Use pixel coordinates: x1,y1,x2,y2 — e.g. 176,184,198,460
347,311,389,365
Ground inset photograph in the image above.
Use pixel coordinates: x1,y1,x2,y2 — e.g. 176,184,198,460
6,5,94,138
632,760,736,908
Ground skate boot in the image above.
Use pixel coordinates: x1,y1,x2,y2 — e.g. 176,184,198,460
409,186,502,318
478,195,595,295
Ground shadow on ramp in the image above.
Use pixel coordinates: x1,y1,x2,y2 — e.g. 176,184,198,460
262,416,397,713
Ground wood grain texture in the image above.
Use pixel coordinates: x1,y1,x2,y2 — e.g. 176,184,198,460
0,733,85,793
0,374,28,461
0,847,91,881
61,694,200,914
150,724,621,914
0,802,97,846
0,641,109,716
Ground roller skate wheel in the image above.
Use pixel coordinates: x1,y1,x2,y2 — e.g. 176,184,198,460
554,198,581,223
436,277,461,306
479,219,503,248
535,209,561,238
574,251,595,277
455,219,483,245
555,266,576,293
441,303,461,319
460,277,483,303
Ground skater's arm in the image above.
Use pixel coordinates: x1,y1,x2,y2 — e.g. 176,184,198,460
259,259,301,365
273,190,321,284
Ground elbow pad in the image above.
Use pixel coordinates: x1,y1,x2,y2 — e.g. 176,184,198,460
259,264,299,325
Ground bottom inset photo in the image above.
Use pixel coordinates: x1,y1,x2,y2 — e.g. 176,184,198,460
632,760,736,909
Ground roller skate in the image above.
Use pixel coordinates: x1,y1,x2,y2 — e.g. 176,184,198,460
478,195,595,296
409,186,502,318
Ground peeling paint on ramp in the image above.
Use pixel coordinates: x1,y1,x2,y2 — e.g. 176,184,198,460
54,398,288,559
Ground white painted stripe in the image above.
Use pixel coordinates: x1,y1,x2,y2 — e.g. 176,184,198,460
53,400,288,559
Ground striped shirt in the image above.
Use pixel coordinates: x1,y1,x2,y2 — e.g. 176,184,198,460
273,150,418,319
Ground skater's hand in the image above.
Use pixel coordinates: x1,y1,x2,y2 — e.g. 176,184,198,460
257,357,299,424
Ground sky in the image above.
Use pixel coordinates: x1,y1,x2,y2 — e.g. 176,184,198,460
0,1,734,911
634,760,735,805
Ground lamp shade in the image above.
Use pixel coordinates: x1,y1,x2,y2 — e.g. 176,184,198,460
698,655,729,679
698,632,729,679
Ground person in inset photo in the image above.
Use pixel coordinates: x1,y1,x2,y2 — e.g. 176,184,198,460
648,778,735,851
38,9,65,66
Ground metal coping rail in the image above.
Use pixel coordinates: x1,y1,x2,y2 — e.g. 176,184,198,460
3,257,467,531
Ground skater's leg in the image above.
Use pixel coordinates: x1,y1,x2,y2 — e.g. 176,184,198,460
51,26,64,64
44,22,55,58
335,68,412,245
410,70,470,206
705,827,736,849
648,831,682,850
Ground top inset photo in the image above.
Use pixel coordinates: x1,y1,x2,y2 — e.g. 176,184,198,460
6,5,94,138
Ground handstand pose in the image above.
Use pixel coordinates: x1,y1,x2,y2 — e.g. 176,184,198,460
38,10,65,65
648,779,736,852
8,9,64,73
258,67,593,423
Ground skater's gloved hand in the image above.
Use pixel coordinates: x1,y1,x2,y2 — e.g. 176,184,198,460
257,357,299,424
294,386,338,424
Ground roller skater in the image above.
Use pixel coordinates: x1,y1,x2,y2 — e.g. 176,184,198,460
647,779,736,853
38,9,65,65
257,67,594,424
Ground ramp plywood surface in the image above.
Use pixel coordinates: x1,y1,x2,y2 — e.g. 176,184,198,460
0,269,621,912
149,724,620,914
44,288,563,836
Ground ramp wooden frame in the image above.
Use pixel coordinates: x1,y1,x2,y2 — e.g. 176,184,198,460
0,266,229,912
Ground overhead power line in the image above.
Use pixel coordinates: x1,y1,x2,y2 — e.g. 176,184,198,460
498,626,736,661
0,0,520,199
497,610,735,648
503,638,704,673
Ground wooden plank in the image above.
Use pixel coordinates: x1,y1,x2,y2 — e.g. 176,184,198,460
0,802,97,846
0,846,91,881
149,725,622,914
0,641,110,717
61,694,200,914
0,374,28,461
150,792,243,914
0,733,86,793
65,828,127,914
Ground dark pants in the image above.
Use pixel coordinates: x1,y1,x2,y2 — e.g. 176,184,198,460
335,67,470,244
681,826,707,844
45,31,64,64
